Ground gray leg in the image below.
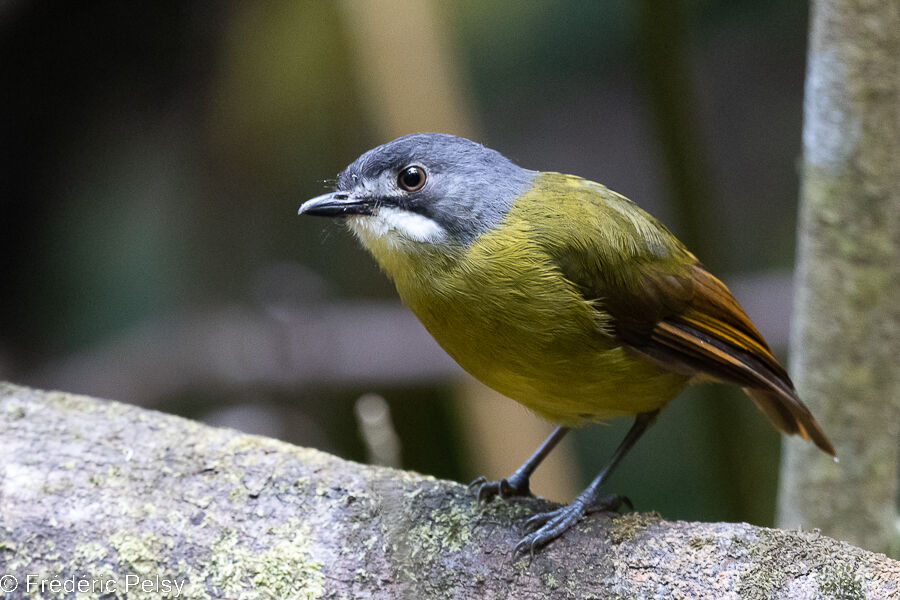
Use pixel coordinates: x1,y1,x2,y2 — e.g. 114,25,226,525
515,410,658,555
469,425,569,501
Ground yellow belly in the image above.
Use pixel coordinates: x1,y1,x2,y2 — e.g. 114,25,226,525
387,246,687,426
407,291,686,425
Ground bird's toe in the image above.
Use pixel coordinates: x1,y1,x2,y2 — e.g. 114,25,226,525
516,503,587,555
468,474,530,503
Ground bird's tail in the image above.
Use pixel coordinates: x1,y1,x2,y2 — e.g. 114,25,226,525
743,387,835,456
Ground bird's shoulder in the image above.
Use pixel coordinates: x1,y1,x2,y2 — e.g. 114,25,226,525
518,172,689,266
513,172,695,312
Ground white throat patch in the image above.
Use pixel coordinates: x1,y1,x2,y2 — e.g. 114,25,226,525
348,207,448,248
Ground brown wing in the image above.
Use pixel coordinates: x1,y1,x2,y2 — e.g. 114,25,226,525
654,266,834,454
620,265,835,456
565,256,835,456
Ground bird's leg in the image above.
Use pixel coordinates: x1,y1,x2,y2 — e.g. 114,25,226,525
515,410,659,555
469,426,569,502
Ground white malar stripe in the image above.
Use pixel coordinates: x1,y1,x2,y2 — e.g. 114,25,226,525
349,207,448,246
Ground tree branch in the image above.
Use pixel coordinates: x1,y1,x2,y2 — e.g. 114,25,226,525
0,382,896,599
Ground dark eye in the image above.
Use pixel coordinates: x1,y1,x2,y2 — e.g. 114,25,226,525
397,165,426,191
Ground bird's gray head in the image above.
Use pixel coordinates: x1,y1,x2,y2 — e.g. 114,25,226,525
299,133,535,248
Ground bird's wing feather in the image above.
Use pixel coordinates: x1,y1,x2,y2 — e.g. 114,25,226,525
642,268,834,455
546,178,834,455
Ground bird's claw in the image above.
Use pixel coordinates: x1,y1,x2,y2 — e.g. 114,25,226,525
522,508,557,533
467,476,487,493
516,503,584,556
468,474,530,503
515,493,632,555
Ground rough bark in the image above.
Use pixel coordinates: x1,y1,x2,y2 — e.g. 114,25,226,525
778,0,900,557
0,383,897,599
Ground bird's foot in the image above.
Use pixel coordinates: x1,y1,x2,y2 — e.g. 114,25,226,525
515,493,632,556
468,473,531,503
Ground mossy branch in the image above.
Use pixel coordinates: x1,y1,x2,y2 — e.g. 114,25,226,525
0,383,896,599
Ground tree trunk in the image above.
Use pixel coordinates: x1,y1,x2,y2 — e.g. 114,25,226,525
0,382,897,599
778,0,900,557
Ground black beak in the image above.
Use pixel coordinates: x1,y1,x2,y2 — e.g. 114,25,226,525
298,192,374,217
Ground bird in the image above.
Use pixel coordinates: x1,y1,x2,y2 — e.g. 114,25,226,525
298,132,835,554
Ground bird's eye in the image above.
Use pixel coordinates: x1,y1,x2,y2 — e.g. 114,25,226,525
397,165,427,191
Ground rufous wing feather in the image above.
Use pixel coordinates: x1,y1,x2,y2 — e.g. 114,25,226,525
646,266,836,456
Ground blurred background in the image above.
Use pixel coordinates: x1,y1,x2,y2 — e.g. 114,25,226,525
1,0,810,526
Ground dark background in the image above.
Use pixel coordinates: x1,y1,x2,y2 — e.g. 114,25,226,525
1,0,809,526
